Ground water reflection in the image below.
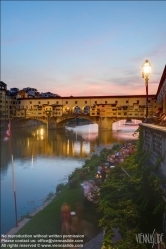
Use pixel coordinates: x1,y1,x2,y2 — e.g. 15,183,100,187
0,121,140,234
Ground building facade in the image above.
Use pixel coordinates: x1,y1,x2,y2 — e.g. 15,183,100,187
1,65,166,124
156,65,166,112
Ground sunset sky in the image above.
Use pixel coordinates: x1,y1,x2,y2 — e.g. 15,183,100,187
1,1,166,96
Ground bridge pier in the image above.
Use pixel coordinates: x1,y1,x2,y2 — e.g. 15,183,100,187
98,117,114,130
47,121,57,130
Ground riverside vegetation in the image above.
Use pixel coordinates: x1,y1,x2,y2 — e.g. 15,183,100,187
100,127,166,249
9,127,166,248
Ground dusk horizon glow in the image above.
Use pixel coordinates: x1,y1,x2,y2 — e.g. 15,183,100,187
1,1,166,97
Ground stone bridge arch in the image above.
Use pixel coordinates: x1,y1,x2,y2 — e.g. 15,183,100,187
81,105,90,114
56,115,99,128
14,116,144,130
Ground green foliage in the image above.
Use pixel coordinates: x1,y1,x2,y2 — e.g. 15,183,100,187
98,128,166,248
69,177,78,188
68,167,80,181
56,183,65,193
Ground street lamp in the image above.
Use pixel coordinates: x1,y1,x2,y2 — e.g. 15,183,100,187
142,59,152,118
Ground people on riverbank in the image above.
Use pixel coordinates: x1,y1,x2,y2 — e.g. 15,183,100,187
61,202,72,235
103,143,136,173
144,107,166,126
100,165,107,182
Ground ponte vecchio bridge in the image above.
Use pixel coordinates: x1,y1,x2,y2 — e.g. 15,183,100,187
15,94,159,130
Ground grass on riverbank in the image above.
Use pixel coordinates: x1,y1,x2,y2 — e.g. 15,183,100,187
16,156,104,237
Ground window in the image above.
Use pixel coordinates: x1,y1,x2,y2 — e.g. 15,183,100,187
105,101,107,104
95,101,97,104
47,101,49,104
75,101,77,104
85,101,87,104
30,101,32,104
115,101,118,104
38,101,41,104
126,100,128,104
56,101,59,104
137,100,139,104
66,101,68,104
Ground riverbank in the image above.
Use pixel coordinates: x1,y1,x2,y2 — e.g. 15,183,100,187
1,143,123,248
3,138,135,249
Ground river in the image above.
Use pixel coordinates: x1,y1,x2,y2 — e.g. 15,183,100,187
0,120,141,234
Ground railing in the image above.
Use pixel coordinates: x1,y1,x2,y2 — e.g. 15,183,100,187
140,123,166,177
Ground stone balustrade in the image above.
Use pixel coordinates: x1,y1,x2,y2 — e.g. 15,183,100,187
140,123,166,177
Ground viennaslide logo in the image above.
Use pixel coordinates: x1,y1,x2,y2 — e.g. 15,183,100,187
136,229,164,248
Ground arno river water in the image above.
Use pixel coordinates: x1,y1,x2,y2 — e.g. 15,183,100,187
0,120,141,234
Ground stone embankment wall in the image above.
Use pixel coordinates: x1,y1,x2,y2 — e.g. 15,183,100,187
140,123,166,177
0,118,44,129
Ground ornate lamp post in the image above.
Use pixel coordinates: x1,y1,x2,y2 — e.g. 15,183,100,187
142,60,152,118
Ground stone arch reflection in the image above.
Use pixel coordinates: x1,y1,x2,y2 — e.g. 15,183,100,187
82,141,90,154
73,141,81,155
112,119,142,130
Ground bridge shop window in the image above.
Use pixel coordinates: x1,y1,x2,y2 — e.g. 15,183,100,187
85,101,87,104
126,100,128,104
115,101,118,104
137,100,139,104
105,101,107,104
30,101,32,104
56,101,59,104
38,101,41,104
47,101,50,104
75,101,77,104
66,101,68,104
95,101,97,104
